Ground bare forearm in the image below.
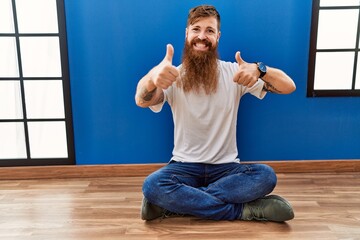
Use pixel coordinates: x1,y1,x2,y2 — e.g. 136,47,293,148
135,73,164,108
261,67,296,94
135,44,178,108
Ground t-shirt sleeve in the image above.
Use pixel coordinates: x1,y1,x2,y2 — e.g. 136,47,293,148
149,99,165,113
246,78,267,99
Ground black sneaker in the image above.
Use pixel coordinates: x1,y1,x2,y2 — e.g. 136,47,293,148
240,195,294,222
140,197,184,221
141,197,164,220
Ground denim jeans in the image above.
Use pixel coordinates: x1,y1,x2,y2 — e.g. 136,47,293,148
142,161,277,220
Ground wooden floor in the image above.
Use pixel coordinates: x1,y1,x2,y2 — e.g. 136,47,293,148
0,172,359,240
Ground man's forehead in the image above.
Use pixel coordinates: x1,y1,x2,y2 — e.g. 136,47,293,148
189,17,218,28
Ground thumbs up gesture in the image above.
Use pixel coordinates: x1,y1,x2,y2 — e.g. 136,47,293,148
233,51,259,88
150,44,179,90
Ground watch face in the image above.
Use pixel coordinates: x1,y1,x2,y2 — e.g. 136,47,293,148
258,62,267,72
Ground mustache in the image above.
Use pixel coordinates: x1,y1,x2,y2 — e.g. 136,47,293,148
190,38,213,48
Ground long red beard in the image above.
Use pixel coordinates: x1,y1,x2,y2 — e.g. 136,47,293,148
178,38,219,94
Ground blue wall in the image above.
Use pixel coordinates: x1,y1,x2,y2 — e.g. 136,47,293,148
64,0,360,165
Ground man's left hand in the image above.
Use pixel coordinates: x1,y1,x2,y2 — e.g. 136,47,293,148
233,51,259,88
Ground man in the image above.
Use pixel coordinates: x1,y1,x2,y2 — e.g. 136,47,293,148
135,5,296,222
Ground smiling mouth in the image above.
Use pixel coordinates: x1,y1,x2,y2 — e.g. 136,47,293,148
193,42,209,51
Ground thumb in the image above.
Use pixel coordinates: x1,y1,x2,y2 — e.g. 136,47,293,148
235,51,245,65
164,44,174,63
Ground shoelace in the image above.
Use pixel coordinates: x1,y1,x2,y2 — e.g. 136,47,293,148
249,203,268,221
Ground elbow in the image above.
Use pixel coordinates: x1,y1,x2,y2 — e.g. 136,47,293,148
284,82,296,94
280,75,296,94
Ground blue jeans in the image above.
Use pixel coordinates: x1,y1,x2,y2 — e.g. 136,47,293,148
142,161,277,220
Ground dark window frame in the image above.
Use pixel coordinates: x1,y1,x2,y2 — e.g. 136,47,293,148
0,0,75,166
307,0,360,97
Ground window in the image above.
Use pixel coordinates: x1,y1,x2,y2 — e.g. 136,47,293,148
0,0,74,166
308,0,360,97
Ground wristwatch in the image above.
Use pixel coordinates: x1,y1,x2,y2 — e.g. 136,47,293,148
256,62,267,79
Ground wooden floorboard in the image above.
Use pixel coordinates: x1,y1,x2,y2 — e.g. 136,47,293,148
0,172,359,239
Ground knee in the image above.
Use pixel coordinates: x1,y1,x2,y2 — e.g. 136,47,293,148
257,164,277,191
264,164,277,190
142,169,173,202
142,172,160,200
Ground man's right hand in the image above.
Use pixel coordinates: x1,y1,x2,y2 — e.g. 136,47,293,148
150,44,179,89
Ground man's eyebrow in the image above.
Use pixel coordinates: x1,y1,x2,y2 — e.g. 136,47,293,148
190,25,215,30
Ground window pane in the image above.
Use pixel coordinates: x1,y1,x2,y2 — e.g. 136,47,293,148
314,52,354,90
16,0,58,33
20,37,62,77
0,37,19,77
317,9,359,49
0,81,23,119
0,122,26,159
320,0,360,6
0,0,15,33
28,121,68,158
24,80,65,119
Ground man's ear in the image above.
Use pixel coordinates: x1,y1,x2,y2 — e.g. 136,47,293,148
185,28,188,40
217,31,221,42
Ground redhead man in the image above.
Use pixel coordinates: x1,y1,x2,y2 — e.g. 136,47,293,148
135,5,296,221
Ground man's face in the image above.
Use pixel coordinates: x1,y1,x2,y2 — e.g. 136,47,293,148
185,17,220,52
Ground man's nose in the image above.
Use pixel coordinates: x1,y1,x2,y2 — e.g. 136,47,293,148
198,31,207,40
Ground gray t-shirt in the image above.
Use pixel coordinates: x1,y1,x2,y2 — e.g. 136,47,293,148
150,60,266,164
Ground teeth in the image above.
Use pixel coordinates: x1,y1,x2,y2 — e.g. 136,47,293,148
195,43,207,49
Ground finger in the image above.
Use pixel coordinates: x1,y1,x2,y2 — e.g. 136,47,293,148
247,80,257,88
164,44,174,63
233,72,241,83
235,76,244,85
159,72,176,83
235,51,245,65
162,66,179,81
242,78,251,87
159,80,172,89
162,76,178,88
237,77,245,85
155,78,172,89
167,66,179,78
233,70,244,82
